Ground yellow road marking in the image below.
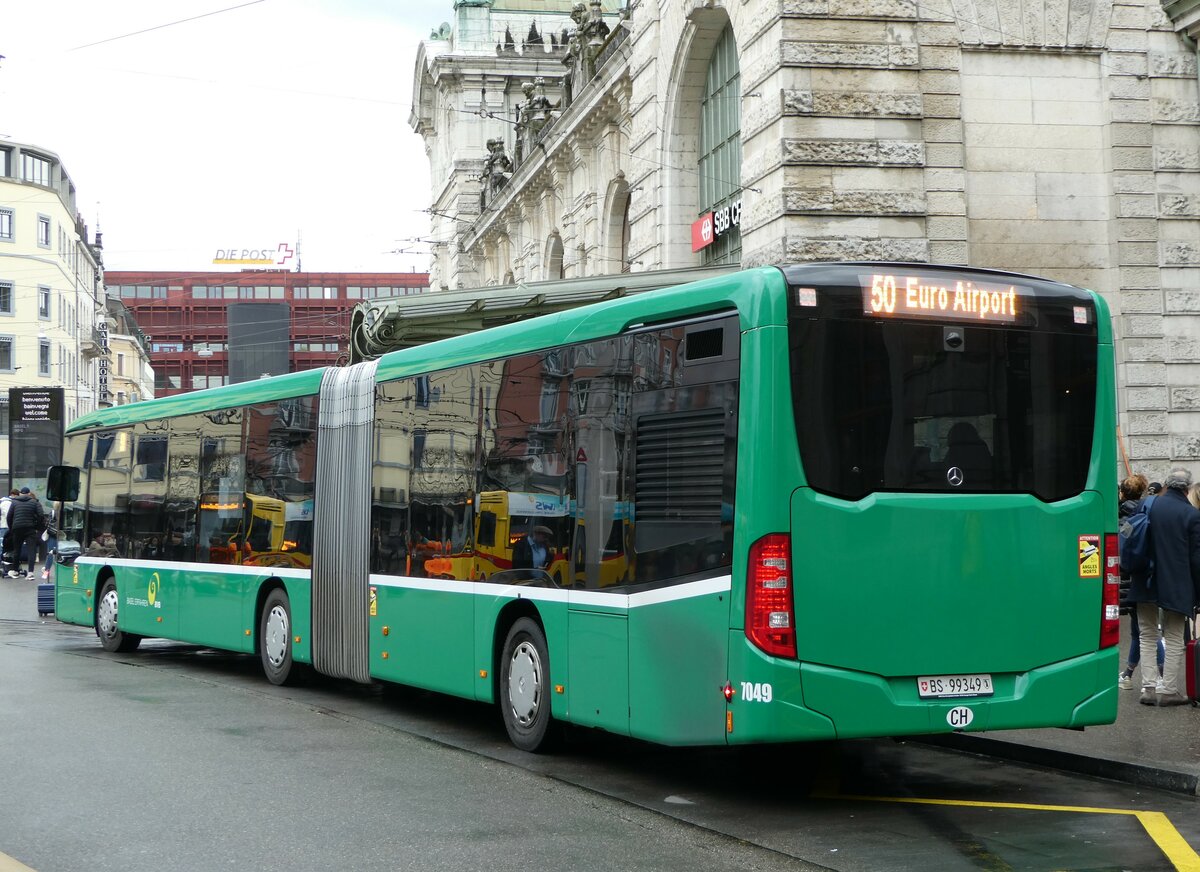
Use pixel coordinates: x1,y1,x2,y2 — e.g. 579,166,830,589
819,794,1200,872
0,851,36,871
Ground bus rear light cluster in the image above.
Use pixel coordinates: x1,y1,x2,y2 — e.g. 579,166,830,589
746,533,797,659
1101,533,1120,649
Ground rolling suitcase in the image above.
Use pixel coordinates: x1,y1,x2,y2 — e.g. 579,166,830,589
37,582,54,617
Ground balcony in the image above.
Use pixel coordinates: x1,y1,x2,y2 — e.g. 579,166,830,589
79,326,105,360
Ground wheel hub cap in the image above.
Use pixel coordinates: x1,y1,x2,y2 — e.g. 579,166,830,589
508,641,541,726
265,605,289,667
98,590,119,638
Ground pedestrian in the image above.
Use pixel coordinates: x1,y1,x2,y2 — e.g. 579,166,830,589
0,488,16,576
1148,481,1162,495
6,487,45,580
1117,473,1149,689
1127,466,1200,706
513,524,553,579
41,501,60,580
1189,481,1200,511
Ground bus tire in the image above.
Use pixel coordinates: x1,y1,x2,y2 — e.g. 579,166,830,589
96,579,141,653
259,588,298,686
499,617,557,752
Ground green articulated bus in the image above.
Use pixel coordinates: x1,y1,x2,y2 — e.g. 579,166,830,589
47,262,1118,751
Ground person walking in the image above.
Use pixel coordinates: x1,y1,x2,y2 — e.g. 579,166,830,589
1127,466,1200,706
6,487,45,580
0,488,15,577
1118,473,1149,689
40,501,59,580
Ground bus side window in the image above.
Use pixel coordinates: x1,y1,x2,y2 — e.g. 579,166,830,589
477,511,497,547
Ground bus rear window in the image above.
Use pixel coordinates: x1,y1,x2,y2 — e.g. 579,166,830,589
790,318,1097,502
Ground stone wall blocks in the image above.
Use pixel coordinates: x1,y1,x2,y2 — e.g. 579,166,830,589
1126,412,1168,435
782,41,895,68
1160,195,1200,218
1117,218,1159,241
926,190,967,213
1170,387,1200,410
1154,146,1200,171
1110,99,1152,124
783,89,923,117
926,215,968,238
1170,435,1200,460
1106,29,1150,52
1127,386,1169,411
783,138,925,166
1105,53,1148,76
1117,195,1158,219
1112,172,1156,195
783,187,926,214
922,118,963,143
783,235,928,261
918,71,961,95
1126,338,1166,362
924,143,964,167
1150,52,1199,78
1119,241,1160,265
919,46,960,70
1109,123,1154,148
921,94,961,118
1129,435,1170,458
1108,76,1152,101
1152,99,1200,124
827,0,919,17
1164,242,1200,266
1120,288,1164,312
929,240,968,263
916,22,959,45
1165,289,1200,313
1108,4,1148,30
1123,314,1164,336
924,168,965,191
1166,337,1200,362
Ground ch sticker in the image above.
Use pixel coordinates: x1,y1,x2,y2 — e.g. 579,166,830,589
369,586,377,617
1078,535,1100,578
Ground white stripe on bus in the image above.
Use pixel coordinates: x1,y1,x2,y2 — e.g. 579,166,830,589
74,558,732,609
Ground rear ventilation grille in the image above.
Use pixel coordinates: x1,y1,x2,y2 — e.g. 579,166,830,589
635,408,726,521
685,327,724,361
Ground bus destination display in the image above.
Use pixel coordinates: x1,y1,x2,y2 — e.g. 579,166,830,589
862,273,1021,323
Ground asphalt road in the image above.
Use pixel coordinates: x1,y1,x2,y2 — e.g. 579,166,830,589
2,615,1198,872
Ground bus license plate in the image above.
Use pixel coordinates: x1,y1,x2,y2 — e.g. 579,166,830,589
917,674,994,699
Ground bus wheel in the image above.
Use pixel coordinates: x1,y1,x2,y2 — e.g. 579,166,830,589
499,617,557,752
96,579,141,653
260,588,297,686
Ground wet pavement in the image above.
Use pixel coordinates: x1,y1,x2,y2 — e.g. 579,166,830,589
3,572,1196,796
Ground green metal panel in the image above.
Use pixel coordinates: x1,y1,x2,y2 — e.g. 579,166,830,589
55,561,100,627
627,587,731,744
114,564,181,640
178,569,256,651
567,609,629,734
369,582,475,697
284,579,313,665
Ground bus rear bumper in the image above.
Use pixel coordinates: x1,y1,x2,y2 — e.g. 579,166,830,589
798,646,1119,740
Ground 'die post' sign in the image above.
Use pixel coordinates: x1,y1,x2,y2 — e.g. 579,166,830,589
861,272,1022,324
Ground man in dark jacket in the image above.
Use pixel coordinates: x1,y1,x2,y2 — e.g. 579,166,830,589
6,487,45,579
1128,466,1200,705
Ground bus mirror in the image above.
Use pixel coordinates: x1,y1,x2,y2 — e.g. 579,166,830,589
45,466,81,502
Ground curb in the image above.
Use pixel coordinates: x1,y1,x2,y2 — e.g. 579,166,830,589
917,733,1200,796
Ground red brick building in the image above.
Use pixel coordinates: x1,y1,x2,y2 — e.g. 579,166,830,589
106,271,428,397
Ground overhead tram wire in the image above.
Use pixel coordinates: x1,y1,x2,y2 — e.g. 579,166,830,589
68,0,269,52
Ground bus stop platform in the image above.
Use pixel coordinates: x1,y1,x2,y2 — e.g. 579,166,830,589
2,576,1196,794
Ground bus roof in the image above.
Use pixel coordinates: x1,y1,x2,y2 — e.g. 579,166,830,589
68,266,782,434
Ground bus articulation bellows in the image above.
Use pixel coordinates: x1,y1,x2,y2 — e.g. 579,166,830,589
47,263,1118,750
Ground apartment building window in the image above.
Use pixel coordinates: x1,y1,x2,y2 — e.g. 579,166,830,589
0,209,12,241
0,149,9,177
117,352,125,376
39,340,50,376
0,282,13,315
38,286,50,319
22,154,51,186
37,215,51,248
0,337,14,371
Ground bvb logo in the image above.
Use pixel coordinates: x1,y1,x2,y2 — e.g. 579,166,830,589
148,572,161,607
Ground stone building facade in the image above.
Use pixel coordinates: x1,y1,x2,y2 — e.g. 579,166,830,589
411,0,1200,479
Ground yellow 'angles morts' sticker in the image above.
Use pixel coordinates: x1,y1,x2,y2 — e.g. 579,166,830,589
1078,535,1101,578
369,586,377,617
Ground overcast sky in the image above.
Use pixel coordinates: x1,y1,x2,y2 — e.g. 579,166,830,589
1,0,453,276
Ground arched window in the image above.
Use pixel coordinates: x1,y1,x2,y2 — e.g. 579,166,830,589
545,233,564,280
698,26,741,265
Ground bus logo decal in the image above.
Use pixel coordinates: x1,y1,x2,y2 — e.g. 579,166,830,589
947,467,964,487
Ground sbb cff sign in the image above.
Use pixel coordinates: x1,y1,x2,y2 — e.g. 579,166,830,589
691,198,742,252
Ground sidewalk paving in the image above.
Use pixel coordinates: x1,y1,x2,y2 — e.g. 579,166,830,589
3,576,1196,793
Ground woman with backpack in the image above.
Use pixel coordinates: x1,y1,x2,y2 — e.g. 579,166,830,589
1118,474,1149,689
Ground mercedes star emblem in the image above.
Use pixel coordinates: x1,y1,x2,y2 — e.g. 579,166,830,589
947,466,964,487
